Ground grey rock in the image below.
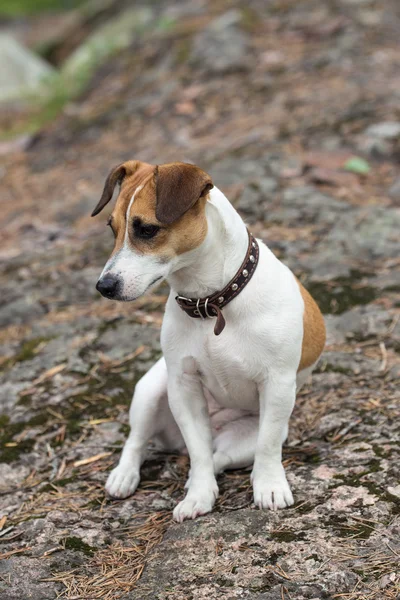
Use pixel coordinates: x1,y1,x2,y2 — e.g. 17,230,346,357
323,206,400,259
0,556,57,600
0,35,55,102
0,297,46,327
364,121,400,139
255,176,278,197
235,186,265,222
0,463,30,490
388,177,400,201
62,7,153,89
326,305,395,343
190,10,250,73
269,186,350,226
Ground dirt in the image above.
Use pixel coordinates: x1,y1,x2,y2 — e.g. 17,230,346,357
0,0,399,599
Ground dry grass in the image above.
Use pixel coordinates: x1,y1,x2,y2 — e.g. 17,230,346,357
44,511,171,600
333,544,400,600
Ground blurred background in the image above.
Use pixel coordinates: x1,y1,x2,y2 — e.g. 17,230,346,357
0,1,399,599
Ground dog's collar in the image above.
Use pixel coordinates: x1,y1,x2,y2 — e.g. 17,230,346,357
175,230,259,335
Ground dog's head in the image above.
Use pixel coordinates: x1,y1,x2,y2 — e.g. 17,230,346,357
92,160,213,301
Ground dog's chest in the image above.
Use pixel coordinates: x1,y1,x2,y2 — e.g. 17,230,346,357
197,333,259,411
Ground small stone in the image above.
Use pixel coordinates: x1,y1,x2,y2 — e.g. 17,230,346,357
257,176,278,196
0,34,55,102
364,121,400,139
190,10,250,74
388,177,400,201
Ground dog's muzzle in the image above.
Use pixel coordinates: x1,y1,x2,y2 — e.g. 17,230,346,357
96,274,121,299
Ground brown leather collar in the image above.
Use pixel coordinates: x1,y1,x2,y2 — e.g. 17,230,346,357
175,230,259,335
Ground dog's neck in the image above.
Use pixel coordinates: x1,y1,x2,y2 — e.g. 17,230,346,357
167,187,249,299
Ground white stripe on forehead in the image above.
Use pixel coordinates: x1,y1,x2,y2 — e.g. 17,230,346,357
124,184,143,243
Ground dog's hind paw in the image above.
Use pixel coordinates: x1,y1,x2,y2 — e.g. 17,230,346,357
105,465,140,499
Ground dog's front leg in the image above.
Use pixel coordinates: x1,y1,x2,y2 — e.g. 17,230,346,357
105,357,167,499
251,371,296,510
168,357,218,522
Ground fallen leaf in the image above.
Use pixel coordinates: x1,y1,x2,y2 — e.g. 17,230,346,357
344,157,370,174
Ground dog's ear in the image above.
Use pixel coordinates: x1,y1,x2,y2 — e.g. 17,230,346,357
92,161,152,217
155,162,213,225
91,163,127,217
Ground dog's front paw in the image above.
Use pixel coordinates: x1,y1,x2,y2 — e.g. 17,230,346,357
173,484,218,522
105,465,140,499
252,467,294,511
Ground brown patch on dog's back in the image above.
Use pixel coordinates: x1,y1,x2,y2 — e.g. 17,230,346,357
297,281,326,371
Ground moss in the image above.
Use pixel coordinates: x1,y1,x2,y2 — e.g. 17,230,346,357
0,0,84,17
175,39,191,65
28,412,49,427
306,277,378,315
318,362,353,376
18,394,33,407
0,410,50,462
0,438,35,463
373,444,392,458
41,476,79,492
303,450,321,464
294,501,317,515
0,415,10,428
14,337,52,362
215,576,234,587
119,424,130,436
327,515,372,540
64,536,96,556
271,530,306,542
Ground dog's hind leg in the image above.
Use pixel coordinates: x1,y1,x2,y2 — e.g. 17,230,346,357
106,356,178,499
212,415,259,475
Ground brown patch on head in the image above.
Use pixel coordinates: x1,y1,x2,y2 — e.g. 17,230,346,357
155,162,213,225
94,160,213,260
297,280,326,371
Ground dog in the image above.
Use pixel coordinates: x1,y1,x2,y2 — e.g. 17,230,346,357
92,160,326,522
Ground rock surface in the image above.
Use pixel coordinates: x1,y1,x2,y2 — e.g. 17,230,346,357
0,34,55,102
0,0,399,599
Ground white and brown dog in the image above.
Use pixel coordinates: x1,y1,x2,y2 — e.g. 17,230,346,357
92,160,325,522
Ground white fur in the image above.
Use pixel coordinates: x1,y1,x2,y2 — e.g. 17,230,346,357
104,186,321,521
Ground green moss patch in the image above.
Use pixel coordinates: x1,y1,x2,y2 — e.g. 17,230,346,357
64,536,96,556
306,278,378,315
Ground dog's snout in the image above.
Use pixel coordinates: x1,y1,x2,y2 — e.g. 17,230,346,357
96,274,119,299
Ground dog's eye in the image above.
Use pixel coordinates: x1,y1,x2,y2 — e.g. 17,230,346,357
133,220,160,240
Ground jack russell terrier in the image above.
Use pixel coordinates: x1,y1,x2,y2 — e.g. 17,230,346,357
92,160,325,522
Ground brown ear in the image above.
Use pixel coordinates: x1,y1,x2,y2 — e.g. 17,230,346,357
155,162,213,225
91,163,127,217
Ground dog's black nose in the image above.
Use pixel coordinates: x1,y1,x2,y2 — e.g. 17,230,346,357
96,274,119,298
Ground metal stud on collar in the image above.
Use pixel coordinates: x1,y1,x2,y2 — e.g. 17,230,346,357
232,283,238,291
243,269,248,277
